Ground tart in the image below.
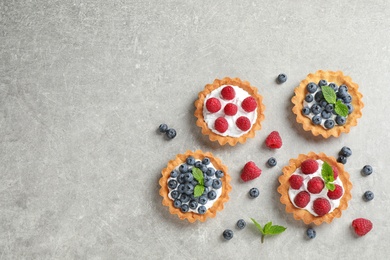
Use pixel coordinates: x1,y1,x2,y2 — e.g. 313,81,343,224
277,152,352,225
194,77,265,146
292,70,364,138
159,150,231,223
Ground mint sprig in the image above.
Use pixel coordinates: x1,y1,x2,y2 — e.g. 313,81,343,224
192,167,205,197
251,218,287,243
321,85,349,117
321,161,336,191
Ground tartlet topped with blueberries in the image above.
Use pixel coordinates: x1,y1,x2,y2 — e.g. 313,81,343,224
159,150,231,222
292,70,364,138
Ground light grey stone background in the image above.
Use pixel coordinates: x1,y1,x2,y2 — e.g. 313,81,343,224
1,0,389,259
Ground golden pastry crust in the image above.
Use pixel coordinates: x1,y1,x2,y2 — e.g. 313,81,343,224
194,77,265,146
292,70,364,138
159,150,231,223
277,152,352,225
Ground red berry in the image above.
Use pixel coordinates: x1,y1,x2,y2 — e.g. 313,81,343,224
327,184,343,200
241,96,257,112
214,117,229,133
294,191,310,208
332,165,339,180
312,198,331,216
289,175,304,190
224,103,238,116
300,159,319,174
241,161,261,182
352,218,373,236
265,131,282,149
221,86,235,100
205,97,221,113
307,177,324,194
236,116,251,131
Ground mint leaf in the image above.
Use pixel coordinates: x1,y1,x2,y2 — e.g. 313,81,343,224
334,100,349,117
192,167,203,183
321,161,334,183
251,218,263,234
267,225,287,235
194,184,204,197
326,182,336,191
263,222,272,234
322,85,337,104
251,218,286,243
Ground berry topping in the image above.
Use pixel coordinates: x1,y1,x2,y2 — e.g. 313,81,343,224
307,177,325,194
312,198,331,216
305,93,314,103
215,170,224,178
294,191,310,208
265,131,283,149
327,184,343,200
300,159,319,174
302,106,310,115
166,128,177,139
186,156,195,165
362,165,373,176
249,187,260,198
180,204,189,213
289,175,304,190
306,82,318,93
312,115,321,125
237,219,246,229
220,86,236,100
222,229,234,240
214,117,229,133
224,103,238,116
306,228,316,239
324,119,335,129
159,123,168,133
332,165,339,180
277,73,287,84
267,157,277,167
363,191,374,201
241,161,262,182
318,79,328,87
352,218,373,237
241,96,257,112
212,179,222,189
236,116,251,131
202,157,210,165
205,97,221,113
335,115,346,125
208,190,217,200
198,205,206,214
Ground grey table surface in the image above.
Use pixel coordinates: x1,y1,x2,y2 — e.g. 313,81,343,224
1,0,390,259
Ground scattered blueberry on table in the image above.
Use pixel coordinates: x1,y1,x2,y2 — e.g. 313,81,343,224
267,157,277,167
276,73,287,84
361,165,373,176
363,191,374,201
306,228,316,239
236,219,246,230
249,187,260,198
223,229,234,240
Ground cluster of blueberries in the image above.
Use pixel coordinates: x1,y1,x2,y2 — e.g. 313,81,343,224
168,156,224,214
222,219,247,240
302,80,353,129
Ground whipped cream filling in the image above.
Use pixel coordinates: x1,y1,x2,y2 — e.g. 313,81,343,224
203,85,257,137
288,160,343,216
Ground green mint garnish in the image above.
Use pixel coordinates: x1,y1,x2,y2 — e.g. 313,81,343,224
251,218,287,243
192,167,205,197
194,184,205,197
321,161,336,191
334,100,349,117
321,85,349,117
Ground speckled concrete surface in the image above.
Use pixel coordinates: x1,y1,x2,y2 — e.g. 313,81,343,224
1,1,390,259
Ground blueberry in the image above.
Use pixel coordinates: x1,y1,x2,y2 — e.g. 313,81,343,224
166,128,176,139
267,157,277,167
249,187,260,198
173,199,182,208
179,164,188,173
306,228,316,239
328,83,338,91
208,190,217,200
212,179,222,189
184,183,194,195
177,184,185,193
191,179,198,186
170,190,180,199
277,73,287,84
314,91,324,102
184,172,193,182
189,199,198,209
168,179,178,189
302,106,310,115
202,187,210,195
200,165,208,173
324,119,335,129
202,157,211,165
318,79,328,87
198,195,208,205
340,146,352,157
337,85,348,98
198,205,207,214
312,115,322,125
305,94,314,103
159,123,168,133
194,161,202,168
222,229,234,240
337,156,347,164
325,103,334,113
321,110,332,119
170,170,179,178
186,156,195,165
206,168,215,177
335,115,346,125
362,165,373,176
236,219,246,229
346,103,354,114
203,176,213,187
177,174,186,184
363,191,374,201
319,99,328,108
306,82,318,93
180,193,190,203
343,94,352,104
311,104,322,115
215,170,224,178
180,203,189,213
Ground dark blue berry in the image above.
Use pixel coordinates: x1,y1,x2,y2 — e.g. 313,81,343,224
170,190,180,199
203,176,213,187
180,193,190,203
314,91,324,102
180,204,189,213
159,124,168,133
346,103,354,114
168,179,178,189
179,164,188,173
277,73,287,84
340,146,352,157
328,83,338,91
343,94,352,104
215,170,224,178
307,82,318,93
166,128,176,139
200,165,208,173
236,219,246,229
337,85,348,98
202,157,211,165
362,165,373,176
184,183,194,195
325,103,334,112
335,116,346,125
267,157,277,167
198,205,206,214
324,119,335,129
186,156,195,165
206,168,215,177
321,110,332,119
312,115,322,125
212,179,222,189
306,228,316,239
177,184,185,193
198,195,208,205
170,170,179,178
318,79,328,87
302,106,310,115
189,199,198,209
208,190,217,200
184,172,193,182
191,180,198,186
249,187,259,198
305,94,314,103
177,174,186,184
337,156,347,164
194,161,202,168
222,229,234,240
319,99,328,108
311,104,322,115
173,199,182,208
363,191,374,201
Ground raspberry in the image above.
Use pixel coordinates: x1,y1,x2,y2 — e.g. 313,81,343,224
289,175,303,190
236,116,251,131
221,86,235,100
241,96,257,112
241,161,261,182
307,177,324,194
327,184,343,200
332,165,339,180
294,191,310,208
205,97,221,113
214,117,229,133
312,198,331,216
224,103,238,116
300,159,319,174
352,218,373,236
265,131,282,149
